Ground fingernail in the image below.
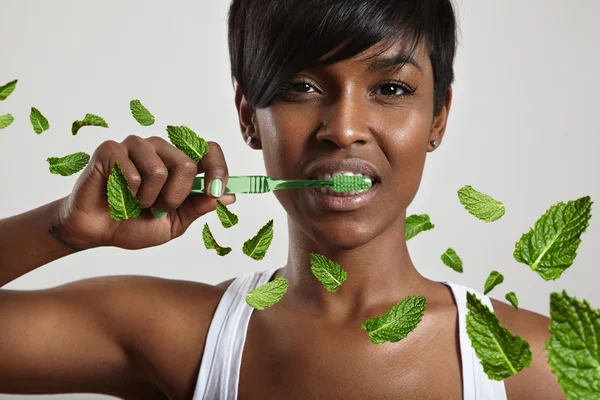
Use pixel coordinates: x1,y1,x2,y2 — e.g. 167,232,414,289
209,178,223,198
152,210,167,218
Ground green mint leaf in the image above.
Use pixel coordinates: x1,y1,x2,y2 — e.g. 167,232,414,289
0,79,17,101
106,162,141,220
466,291,532,380
71,113,109,135
166,125,209,163
216,200,238,228
547,290,600,399
458,185,506,222
202,223,232,256
246,276,289,310
441,248,463,273
309,253,347,292
0,114,14,130
46,152,90,176
30,107,50,134
360,295,426,344
514,196,593,281
483,270,504,295
405,214,435,241
505,292,519,309
130,99,155,126
242,219,274,260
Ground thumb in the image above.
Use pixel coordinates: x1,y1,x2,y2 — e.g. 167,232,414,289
175,193,236,232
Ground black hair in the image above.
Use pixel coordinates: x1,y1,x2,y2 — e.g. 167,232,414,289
228,0,457,115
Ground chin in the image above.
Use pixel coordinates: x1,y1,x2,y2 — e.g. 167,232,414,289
304,217,381,250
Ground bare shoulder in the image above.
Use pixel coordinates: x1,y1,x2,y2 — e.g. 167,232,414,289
490,299,564,400
70,274,228,400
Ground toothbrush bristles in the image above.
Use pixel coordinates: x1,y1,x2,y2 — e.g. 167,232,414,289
330,175,373,193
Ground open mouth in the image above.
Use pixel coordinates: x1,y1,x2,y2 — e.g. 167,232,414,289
308,172,378,196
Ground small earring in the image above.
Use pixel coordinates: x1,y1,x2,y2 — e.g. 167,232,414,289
245,135,252,145
431,140,439,148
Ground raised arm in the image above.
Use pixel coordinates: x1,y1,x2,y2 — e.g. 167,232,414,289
0,135,234,396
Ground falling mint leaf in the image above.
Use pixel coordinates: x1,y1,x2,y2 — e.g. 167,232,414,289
505,292,519,309
166,125,209,163
441,248,463,273
483,270,504,295
71,113,109,135
30,107,50,134
242,219,274,260
106,162,141,220
0,79,17,101
458,185,506,222
405,214,435,241
46,152,90,176
514,196,593,281
547,291,600,399
202,223,232,256
361,295,426,344
130,99,155,126
309,253,347,292
216,200,238,228
246,276,289,310
0,114,14,129
466,291,532,380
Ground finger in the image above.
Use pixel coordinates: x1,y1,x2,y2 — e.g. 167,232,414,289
177,193,236,232
197,141,229,199
124,135,168,209
74,140,142,216
148,137,199,213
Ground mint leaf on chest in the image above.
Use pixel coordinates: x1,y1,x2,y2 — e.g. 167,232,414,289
441,248,463,273
47,152,90,176
166,125,209,163
30,107,50,134
466,291,532,380
514,196,593,281
405,214,435,241
458,185,505,222
106,162,141,220
309,253,347,292
130,99,155,126
202,223,232,256
360,295,426,344
246,276,289,310
72,113,109,135
242,219,274,260
483,270,504,295
547,291,600,400
216,200,238,228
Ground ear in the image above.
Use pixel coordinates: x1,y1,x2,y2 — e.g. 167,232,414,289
234,81,261,149
428,86,453,152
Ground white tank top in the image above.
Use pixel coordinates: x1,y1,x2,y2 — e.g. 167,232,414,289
193,268,508,400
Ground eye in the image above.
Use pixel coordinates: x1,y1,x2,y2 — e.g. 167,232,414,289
374,80,415,98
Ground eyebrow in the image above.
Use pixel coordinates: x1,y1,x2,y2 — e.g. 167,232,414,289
366,54,422,73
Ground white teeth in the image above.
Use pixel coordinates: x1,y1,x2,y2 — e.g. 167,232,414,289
312,171,375,196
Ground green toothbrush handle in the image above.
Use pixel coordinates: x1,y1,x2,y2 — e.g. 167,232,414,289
191,176,270,194
190,176,332,194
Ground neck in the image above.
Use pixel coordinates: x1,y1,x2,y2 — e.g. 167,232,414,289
278,211,429,321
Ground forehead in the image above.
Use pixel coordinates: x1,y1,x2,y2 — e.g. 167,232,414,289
315,37,431,75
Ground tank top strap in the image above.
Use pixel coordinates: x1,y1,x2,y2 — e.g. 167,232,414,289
193,268,279,400
443,281,508,400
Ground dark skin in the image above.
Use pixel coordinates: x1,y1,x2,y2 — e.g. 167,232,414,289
0,39,564,399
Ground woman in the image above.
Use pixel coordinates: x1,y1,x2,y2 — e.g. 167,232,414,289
0,0,565,399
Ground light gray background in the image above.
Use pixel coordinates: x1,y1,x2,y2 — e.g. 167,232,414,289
1,0,599,399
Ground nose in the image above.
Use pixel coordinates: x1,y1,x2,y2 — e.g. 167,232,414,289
315,90,372,148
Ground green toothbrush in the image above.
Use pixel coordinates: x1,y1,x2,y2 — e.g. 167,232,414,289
190,174,372,195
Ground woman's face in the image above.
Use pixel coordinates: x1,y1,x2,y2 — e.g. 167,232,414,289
241,39,451,249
